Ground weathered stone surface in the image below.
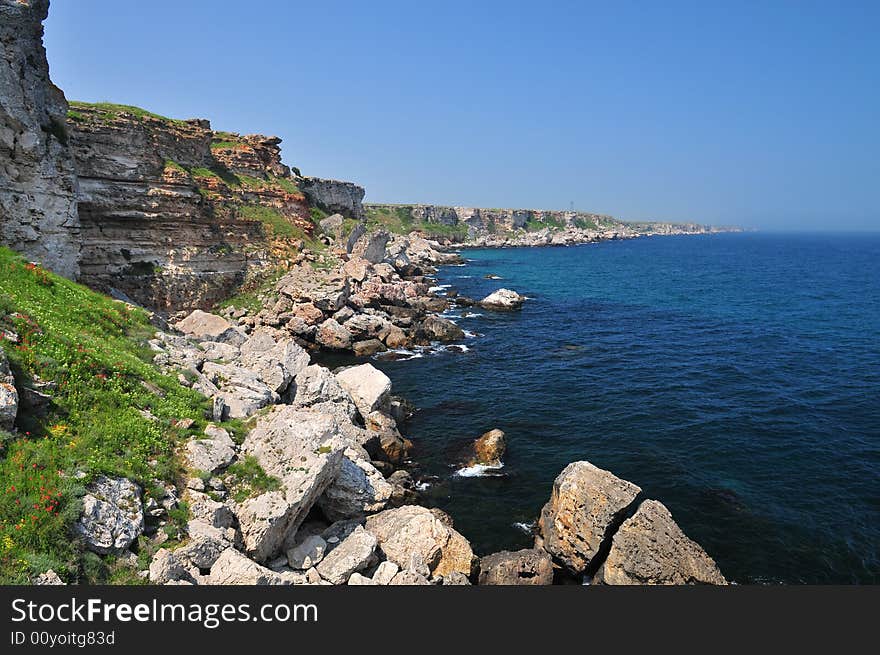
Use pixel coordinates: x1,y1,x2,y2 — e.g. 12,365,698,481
351,230,390,264
0,0,80,278
286,534,327,570
208,548,288,585
76,476,144,554
290,365,358,419
174,310,235,341
595,500,727,585
352,339,386,357
315,526,377,584
238,329,310,393
473,428,506,466
319,213,344,235
0,346,17,430
388,569,431,585
478,548,554,585
318,455,393,521
365,505,476,578
276,265,348,312
299,177,365,221
538,461,641,574
334,364,391,418
237,407,343,562
480,288,526,310
184,424,237,473
415,316,464,343
371,560,400,585
315,319,353,350
201,361,277,418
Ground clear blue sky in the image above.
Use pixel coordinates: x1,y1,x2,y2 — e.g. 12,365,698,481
44,0,879,230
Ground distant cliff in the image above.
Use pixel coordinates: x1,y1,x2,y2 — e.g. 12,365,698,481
364,203,736,245
0,0,80,278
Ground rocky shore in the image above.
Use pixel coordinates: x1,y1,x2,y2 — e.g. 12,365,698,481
2,0,731,586
35,226,726,586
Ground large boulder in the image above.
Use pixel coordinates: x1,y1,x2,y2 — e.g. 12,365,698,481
318,454,393,521
415,316,464,343
365,505,476,578
472,428,506,466
538,461,641,575
334,364,391,418
290,365,357,418
315,318,353,351
275,265,349,312
238,329,310,394
201,362,278,419
480,288,525,311
595,500,727,585
351,230,390,264
76,476,144,554
287,534,327,570
174,310,244,343
183,424,237,474
237,407,344,562
0,346,17,430
207,548,288,585
315,526,377,584
319,213,344,236
478,548,554,585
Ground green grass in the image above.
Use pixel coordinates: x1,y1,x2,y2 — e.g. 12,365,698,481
310,206,328,223
163,159,187,173
68,101,187,126
66,110,85,122
365,205,469,240
0,247,211,583
236,205,300,239
211,141,244,150
270,175,302,195
214,268,287,313
225,456,280,503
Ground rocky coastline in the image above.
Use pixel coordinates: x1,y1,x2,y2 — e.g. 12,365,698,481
1,0,731,586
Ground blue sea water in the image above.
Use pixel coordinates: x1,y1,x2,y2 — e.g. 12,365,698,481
371,232,880,584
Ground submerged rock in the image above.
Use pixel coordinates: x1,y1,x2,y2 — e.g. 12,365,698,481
595,500,727,585
538,461,641,575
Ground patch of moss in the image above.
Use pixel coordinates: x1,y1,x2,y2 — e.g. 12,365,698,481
68,101,187,126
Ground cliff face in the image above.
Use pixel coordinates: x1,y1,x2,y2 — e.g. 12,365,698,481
66,104,319,310
299,176,365,220
0,0,80,278
366,203,730,244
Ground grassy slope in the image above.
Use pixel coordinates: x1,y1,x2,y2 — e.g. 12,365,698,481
0,247,212,583
364,206,469,240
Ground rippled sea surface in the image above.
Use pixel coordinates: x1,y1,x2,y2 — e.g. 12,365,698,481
370,233,880,584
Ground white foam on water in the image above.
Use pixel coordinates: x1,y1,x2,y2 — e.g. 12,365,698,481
512,521,536,535
463,330,478,338
415,481,432,491
454,462,505,477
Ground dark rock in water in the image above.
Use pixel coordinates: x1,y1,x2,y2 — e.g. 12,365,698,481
594,500,727,585
478,548,554,585
414,316,464,343
352,339,386,357
484,274,503,280
454,296,476,307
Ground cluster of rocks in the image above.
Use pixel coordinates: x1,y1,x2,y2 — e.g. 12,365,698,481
204,228,519,359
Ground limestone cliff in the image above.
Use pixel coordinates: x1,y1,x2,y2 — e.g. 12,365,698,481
365,203,732,245
0,0,80,278
67,103,322,310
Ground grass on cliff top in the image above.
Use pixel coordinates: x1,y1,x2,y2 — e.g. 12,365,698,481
67,101,188,126
365,205,468,240
0,247,212,583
